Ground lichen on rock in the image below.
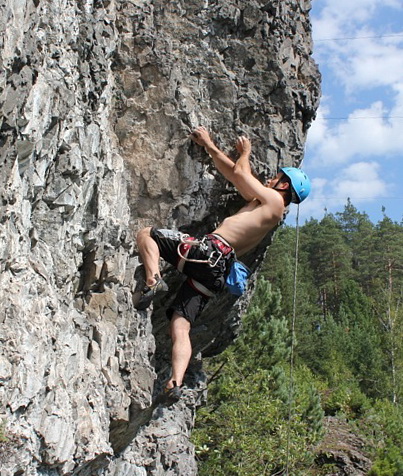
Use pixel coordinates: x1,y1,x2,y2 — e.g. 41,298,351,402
0,0,320,474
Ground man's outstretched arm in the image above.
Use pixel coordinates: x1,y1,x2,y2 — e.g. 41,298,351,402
191,127,268,203
191,127,237,182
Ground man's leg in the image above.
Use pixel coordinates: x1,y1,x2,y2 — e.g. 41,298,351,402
166,313,192,388
137,227,161,286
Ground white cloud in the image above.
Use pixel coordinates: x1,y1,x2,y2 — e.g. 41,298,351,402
314,4,370,32
312,1,403,92
312,0,402,37
330,36,403,92
296,1,403,224
307,98,403,166
305,103,330,148
286,176,333,223
333,161,387,201
308,2,403,165
392,82,403,112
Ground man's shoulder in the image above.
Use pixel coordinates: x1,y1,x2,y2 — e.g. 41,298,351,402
259,190,285,221
258,187,285,209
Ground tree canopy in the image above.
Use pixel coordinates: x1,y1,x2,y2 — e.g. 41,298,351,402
193,202,403,475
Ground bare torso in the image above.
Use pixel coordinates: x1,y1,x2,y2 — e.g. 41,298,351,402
213,193,285,256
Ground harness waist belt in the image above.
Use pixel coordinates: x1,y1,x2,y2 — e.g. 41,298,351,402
176,233,233,273
206,234,234,256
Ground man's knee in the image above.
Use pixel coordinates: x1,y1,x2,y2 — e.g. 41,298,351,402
170,313,191,339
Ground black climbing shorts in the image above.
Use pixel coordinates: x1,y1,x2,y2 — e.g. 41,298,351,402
150,228,233,325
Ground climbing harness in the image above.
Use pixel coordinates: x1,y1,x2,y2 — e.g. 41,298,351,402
176,233,233,271
285,204,301,475
176,234,233,298
177,235,223,270
176,234,250,297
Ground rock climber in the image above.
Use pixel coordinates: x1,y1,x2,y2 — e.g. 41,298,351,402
135,126,311,403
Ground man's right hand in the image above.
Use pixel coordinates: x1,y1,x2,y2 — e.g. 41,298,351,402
190,126,214,148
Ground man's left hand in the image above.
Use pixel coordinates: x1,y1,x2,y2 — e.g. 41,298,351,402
236,136,251,156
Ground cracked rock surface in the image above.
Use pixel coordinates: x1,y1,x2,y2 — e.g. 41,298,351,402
0,0,320,474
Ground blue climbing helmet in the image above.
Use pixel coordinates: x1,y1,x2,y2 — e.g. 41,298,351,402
280,167,311,203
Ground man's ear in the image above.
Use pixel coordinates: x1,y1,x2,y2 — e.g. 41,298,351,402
278,181,290,190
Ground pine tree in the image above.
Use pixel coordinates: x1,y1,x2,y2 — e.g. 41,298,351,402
371,215,403,403
262,225,321,367
302,385,325,442
236,277,291,400
336,199,375,287
303,214,352,317
193,202,403,475
193,278,320,475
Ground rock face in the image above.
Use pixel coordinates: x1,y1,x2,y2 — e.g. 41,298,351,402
315,417,372,475
0,0,320,474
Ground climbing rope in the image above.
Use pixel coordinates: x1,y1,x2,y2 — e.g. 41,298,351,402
285,204,301,475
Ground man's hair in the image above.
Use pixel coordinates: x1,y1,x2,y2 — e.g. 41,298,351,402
276,174,292,206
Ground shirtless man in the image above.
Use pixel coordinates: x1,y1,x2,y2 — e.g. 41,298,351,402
136,126,310,402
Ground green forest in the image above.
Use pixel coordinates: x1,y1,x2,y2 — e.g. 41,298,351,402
192,200,403,475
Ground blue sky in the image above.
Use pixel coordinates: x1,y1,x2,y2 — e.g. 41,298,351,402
291,0,403,225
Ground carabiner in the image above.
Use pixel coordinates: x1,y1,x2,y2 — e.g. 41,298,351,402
208,251,222,267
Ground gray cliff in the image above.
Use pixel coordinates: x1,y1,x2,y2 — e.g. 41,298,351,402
0,0,320,474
